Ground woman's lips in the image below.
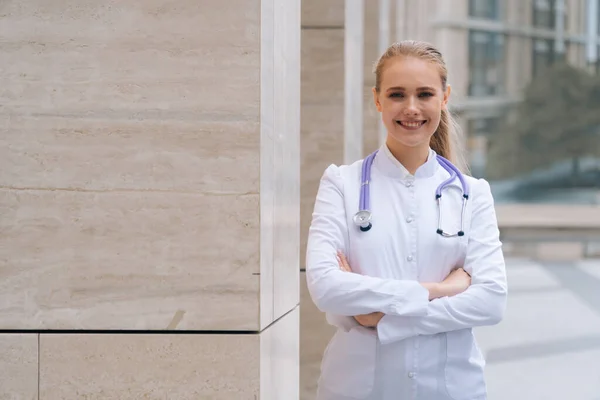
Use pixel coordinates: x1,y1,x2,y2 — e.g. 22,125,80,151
396,120,426,130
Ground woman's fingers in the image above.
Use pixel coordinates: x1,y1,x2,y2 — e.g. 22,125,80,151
354,312,384,327
336,254,344,270
336,254,349,272
336,252,345,271
342,255,352,272
337,251,352,272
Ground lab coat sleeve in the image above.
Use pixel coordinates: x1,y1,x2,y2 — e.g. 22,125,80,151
377,179,507,345
305,164,430,317
325,312,362,332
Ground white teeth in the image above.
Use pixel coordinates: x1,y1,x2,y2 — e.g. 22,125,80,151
398,121,424,128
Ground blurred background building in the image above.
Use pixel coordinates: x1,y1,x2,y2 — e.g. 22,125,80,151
301,0,600,398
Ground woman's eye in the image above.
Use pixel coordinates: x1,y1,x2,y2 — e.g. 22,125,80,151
389,92,404,98
419,92,434,98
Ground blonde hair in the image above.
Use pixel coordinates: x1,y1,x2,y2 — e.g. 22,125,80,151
373,40,468,173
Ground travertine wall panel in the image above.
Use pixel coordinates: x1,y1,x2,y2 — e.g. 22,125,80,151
0,334,38,400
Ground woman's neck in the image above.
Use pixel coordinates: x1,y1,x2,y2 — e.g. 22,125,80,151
385,139,430,175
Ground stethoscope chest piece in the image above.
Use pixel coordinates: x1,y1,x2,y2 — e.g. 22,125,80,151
353,210,372,232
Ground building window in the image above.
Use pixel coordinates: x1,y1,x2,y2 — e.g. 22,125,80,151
467,118,500,178
533,0,568,30
468,31,505,96
533,0,556,28
532,39,555,75
469,0,500,19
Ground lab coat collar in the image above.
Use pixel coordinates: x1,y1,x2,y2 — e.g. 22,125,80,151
377,144,438,179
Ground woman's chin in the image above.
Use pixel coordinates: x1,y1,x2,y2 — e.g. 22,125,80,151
387,131,432,149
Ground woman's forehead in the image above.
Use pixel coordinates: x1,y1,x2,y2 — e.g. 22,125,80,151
380,57,442,89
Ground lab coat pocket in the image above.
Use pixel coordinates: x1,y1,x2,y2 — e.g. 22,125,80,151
318,328,377,399
444,329,486,400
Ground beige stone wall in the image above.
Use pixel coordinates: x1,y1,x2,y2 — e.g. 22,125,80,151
299,1,344,398
363,1,385,155
0,310,299,400
1,0,300,398
1,0,262,331
300,271,336,399
300,0,345,271
0,335,38,400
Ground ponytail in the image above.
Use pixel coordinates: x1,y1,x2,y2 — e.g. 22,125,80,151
430,109,469,174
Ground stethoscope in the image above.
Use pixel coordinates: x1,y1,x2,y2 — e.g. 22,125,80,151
352,150,470,237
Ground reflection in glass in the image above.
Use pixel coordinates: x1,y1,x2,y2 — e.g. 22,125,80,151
468,31,505,96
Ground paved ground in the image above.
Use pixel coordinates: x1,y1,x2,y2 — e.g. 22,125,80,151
300,257,600,400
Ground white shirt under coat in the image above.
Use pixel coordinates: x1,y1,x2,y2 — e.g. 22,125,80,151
305,145,508,400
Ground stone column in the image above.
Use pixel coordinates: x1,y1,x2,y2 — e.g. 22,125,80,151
364,1,392,154
0,1,300,398
299,0,344,397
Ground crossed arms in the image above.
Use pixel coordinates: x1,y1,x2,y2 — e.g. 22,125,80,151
305,165,508,345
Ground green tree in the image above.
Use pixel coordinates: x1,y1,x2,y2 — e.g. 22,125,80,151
487,62,600,184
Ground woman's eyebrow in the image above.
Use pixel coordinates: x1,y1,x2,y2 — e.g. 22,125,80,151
386,86,435,92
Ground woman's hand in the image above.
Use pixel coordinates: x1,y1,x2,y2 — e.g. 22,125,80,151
337,250,470,302
336,250,353,273
337,251,384,328
440,267,471,297
354,312,384,327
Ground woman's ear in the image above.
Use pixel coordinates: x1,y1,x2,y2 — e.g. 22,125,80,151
442,84,452,110
372,87,383,112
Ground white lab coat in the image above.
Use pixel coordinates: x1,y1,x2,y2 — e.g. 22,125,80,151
305,145,508,400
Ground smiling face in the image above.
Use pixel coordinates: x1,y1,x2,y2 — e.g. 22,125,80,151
373,56,451,152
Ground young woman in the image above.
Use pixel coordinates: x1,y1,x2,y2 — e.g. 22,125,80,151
305,40,508,400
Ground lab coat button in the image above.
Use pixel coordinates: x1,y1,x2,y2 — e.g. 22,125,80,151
408,372,416,379
406,217,414,223
405,181,413,187
407,255,414,262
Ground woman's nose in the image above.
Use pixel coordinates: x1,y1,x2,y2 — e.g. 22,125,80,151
403,98,419,115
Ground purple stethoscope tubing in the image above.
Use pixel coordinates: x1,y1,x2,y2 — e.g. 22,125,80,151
353,151,378,232
353,150,470,237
